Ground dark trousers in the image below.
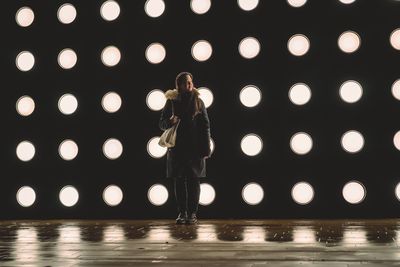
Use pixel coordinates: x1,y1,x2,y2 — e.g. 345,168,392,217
173,175,200,215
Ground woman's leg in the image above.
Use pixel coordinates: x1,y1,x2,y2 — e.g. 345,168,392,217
173,176,187,214
187,176,200,215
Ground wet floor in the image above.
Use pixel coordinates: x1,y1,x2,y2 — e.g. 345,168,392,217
1,219,400,266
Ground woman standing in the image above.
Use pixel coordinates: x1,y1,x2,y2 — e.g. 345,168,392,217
159,72,211,224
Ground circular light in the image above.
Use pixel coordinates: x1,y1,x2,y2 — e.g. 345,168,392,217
58,139,78,160
58,48,77,69
338,31,361,53
16,96,35,116
59,185,79,207
287,0,307,8
241,134,263,156
145,43,166,64
339,0,356,4
239,85,262,107
148,184,168,206
102,91,122,113
239,37,260,59
191,40,212,62
339,80,363,103
101,46,121,67
57,3,77,24
103,185,123,206
103,138,123,159
16,51,35,71
391,79,400,100
100,0,120,21
238,0,259,11
191,0,211,14
291,182,314,205
16,186,36,207
290,132,313,155
199,183,216,205
16,7,34,27
342,181,366,204
198,87,214,108
16,141,35,161
288,34,310,56
395,183,400,201
242,182,264,205
210,137,215,154
58,93,78,115
146,89,166,111
289,83,311,105
145,0,165,18
341,130,364,153
393,131,400,151
147,136,167,158
390,29,400,50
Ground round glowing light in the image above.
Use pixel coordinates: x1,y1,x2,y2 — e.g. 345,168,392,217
16,7,34,27
58,94,78,115
291,182,314,205
239,37,260,59
103,185,123,206
238,0,259,11
288,34,310,56
147,136,167,158
290,132,313,155
16,141,35,161
148,184,168,206
338,31,361,53
146,89,166,111
390,29,400,50
102,91,122,113
100,0,120,21
341,130,364,153
393,131,400,151
58,139,78,160
59,186,79,207
210,137,215,154
240,85,262,107
145,43,166,64
199,183,216,205
16,51,35,71
103,138,123,159
16,96,35,116
241,134,263,156
198,87,214,108
101,46,121,67
287,0,307,8
57,3,77,24
391,79,400,100
289,83,311,105
395,183,400,201
16,186,36,207
339,0,356,4
191,0,211,14
58,48,77,69
242,182,264,205
145,0,165,18
342,181,366,204
191,40,213,62
339,80,363,103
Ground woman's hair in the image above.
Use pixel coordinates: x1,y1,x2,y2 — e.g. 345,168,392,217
175,71,201,119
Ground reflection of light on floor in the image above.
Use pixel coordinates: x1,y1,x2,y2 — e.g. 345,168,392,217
103,225,125,243
243,226,265,243
342,227,367,246
58,225,81,243
14,227,39,262
292,226,316,243
197,224,217,242
57,225,81,264
147,226,171,242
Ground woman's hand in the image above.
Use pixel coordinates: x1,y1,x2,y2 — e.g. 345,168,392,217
169,115,180,125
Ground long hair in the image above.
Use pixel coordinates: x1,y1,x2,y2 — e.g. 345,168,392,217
175,71,202,119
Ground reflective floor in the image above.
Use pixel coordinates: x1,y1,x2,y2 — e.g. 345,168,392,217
1,219,400,266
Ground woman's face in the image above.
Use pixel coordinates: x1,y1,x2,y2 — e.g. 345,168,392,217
179,75,194,92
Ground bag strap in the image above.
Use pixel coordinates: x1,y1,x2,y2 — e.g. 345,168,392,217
171,99,175,116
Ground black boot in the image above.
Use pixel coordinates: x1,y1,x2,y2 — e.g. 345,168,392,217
186,213,198,224
176,212,187,224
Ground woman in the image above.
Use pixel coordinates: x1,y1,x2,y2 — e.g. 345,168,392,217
159,72,211,225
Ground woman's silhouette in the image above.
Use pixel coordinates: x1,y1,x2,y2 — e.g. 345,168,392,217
159,72,211,224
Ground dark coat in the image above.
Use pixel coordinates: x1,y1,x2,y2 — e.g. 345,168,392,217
159,88,211,178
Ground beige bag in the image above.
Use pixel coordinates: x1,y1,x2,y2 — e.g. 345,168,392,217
158,101,180,148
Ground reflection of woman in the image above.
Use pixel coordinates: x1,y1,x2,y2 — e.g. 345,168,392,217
159,72,211,224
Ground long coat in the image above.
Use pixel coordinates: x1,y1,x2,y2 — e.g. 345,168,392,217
159,88,211,178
